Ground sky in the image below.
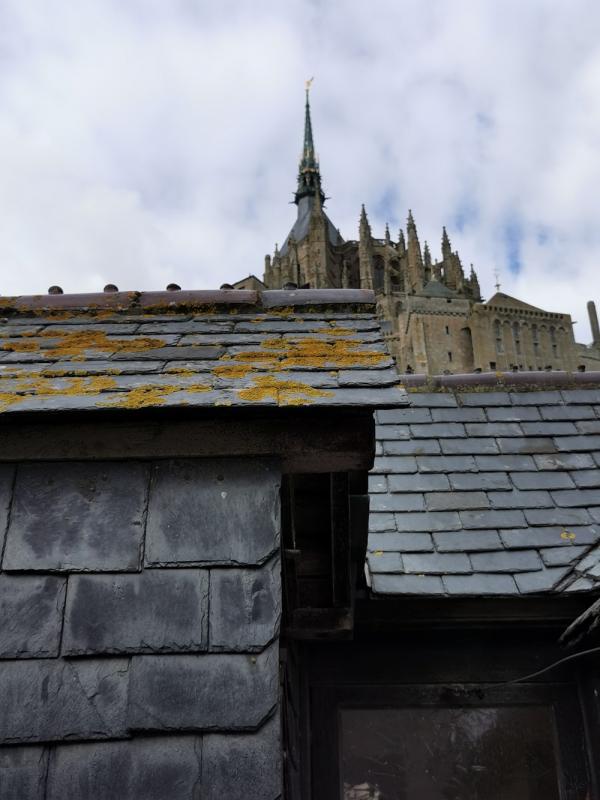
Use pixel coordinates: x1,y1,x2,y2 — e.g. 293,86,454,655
1,1,599,341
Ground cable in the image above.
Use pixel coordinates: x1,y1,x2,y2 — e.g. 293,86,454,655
491,645,600,687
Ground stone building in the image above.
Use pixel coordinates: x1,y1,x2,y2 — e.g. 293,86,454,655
252,88,600,375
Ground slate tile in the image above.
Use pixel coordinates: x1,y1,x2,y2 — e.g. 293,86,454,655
425,492,489,511
443,574,518,594
416,455,477,473
409,423,465,438
441,438,499,455
0,464,15,556
497,437,556,455
534,453,595,471
565,577,596,592
375,424,410,441
139,320,233,334
521,421,579,436
540,546,588,567
377,408,432,424
555,435,600,452
383,439,441,456
370,573,445,595
460,392,511,406
0,746,48,800
524,508,592,526
369,513,396,533
541,405,596,420
511,391,562,405
128,643,278,731
388,473,450,493
209,558,281,652
465,422,522,437
574,549,600,578
375,441,383,456
460,509,526,529
371,456,417,474
0,658,129,743
3,462,149,572
368,532,434,552
432,407,486,422
575,420,600,434
551,489,600,507
433,530,502,552
475,455,536,472
561,389,600,404
487,489,552,509
402,552,471,574
449,472,511,491
338,368,400,387
368,475,388,493
145,459,280,566
406,392,458,407
367,552,404,573
371,493,425,512
500,526,600,548
514,567,571,593
0,576,65,658
510,471,574,490
487,406,541,422
470,550,542,573
63,570,208,656
46,737,202,800
570,470,600,488
112,345,224,361
312,386,408,406
202,714,281,800
394,511,461,532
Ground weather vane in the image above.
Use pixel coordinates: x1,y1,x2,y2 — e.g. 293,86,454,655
494,269,501,292
305,76,314,93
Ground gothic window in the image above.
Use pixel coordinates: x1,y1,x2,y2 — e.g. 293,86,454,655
389,260,403,292
373,256,384,292
512,321,521,355
532,324,540,357
550,326,558,357
494,320,504,354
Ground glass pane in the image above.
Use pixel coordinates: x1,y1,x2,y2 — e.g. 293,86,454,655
340,706,559,800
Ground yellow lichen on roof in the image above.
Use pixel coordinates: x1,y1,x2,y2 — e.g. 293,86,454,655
237,375,334,405
0,375,119,412
0,329,167,359
313,327,355,336
257,337,387,368
98,381,211,409
212,363,253,379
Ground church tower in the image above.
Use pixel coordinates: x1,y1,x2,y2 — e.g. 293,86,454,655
264,82,344,290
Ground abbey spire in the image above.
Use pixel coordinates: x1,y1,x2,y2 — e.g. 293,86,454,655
295,78,325,205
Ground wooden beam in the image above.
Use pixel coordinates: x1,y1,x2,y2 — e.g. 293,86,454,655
0,412,375,472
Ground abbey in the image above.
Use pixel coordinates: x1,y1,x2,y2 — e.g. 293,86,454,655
233,89,600,375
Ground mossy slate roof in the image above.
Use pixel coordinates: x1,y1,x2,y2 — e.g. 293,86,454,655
0,289,406,413
367,384,600,597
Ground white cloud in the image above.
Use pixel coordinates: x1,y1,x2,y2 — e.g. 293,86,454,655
0,0,599,339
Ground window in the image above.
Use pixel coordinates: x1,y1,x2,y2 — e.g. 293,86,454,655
341,704,559,799
307,636,593,800
445,326,450,335
448,351,453,362
494,320,504,354
532,324,540,357
513,321,521,355
490,361,496,370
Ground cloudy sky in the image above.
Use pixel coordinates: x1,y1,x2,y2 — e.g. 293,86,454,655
1,1,599,340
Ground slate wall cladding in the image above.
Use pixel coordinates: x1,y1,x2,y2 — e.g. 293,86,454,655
0,456,282,799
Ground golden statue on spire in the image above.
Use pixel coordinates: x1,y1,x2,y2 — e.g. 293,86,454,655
305,77,314,92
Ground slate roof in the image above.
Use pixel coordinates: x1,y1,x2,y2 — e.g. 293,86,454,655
367,380,600,597
0,288,406,414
